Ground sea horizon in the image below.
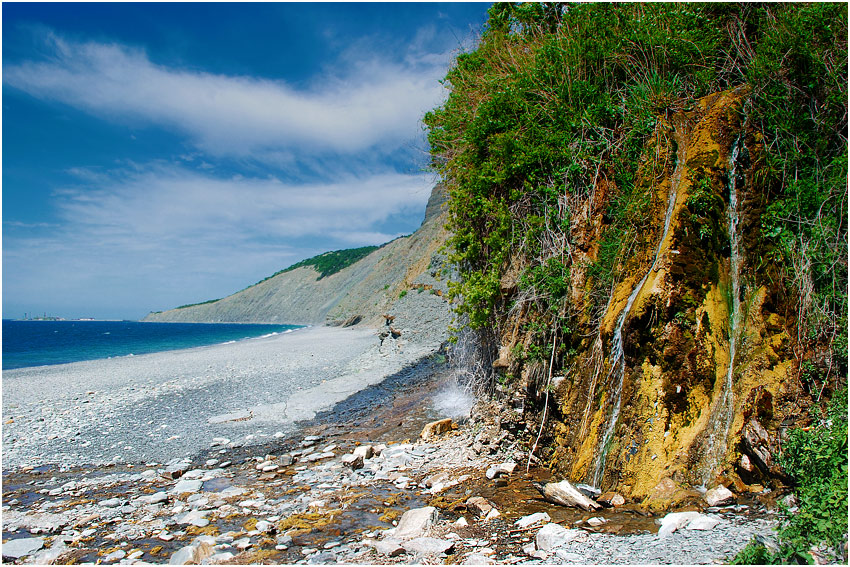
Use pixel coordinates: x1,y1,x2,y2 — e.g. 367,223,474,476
2,319,303,370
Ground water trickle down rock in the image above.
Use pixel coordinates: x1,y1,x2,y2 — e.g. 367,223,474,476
591,121,688,487
698,133,745,485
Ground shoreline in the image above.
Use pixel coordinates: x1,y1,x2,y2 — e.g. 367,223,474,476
2,324,440,471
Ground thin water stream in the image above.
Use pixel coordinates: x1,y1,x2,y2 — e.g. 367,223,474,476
699,136,744,484
592,126,687,486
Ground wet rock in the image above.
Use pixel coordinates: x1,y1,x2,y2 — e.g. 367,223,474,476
485,461,517,479
705,485,735,507
466,496,496,517
421,418,454,441
535,523,587,551
2,537,44,560
532,480,601,511
587,516,607,527
597,491,626,508
164,461,191,480
99,497,122,508
393,506,438,540
172,479,203,494
402,537,455,555
514,512,551,529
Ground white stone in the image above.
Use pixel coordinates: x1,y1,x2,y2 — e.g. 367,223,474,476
514,512,551,529
658,511,701,538
139,491,169,505
104,549,126,561
255,520,274,533
172,479,203,494
535,523,587,551
341,453,364,469
685,514,722,531
402,537,454,555
353,445,374,460
1,537,44,559
705,485,736,507
373,538,405,557
393,506,438,540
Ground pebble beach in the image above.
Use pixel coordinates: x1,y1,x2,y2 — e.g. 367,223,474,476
2,325,438,470
2,322,781,565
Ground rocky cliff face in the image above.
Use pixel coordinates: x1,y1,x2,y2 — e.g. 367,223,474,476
144,185,450,329
493,88,805,505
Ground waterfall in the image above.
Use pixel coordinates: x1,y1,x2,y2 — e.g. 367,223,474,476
591,128,686,486
699,135,744,485
436,327,490,419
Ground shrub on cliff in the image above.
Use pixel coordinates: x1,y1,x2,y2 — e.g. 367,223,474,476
425,1,847,394
733,390,848,564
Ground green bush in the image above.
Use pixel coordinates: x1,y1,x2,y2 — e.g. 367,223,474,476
732,391,848,564
426,1,846,389
258,245,379,283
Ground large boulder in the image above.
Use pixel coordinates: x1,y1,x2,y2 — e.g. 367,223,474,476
392,506,438,540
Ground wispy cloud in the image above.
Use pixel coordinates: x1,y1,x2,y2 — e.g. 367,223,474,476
3,164,434,316
4,32,451,158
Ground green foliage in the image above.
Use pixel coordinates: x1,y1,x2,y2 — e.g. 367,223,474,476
259,245,379,283
685,168,726,248
745,3,848,371
426,2,847,381
399,290,408,299
175,297,222,310
425,3,739,331
732,391,848,564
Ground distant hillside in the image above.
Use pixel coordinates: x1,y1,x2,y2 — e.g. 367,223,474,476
143,185,448,326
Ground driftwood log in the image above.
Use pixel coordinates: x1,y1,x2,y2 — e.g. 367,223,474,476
532,480,601,511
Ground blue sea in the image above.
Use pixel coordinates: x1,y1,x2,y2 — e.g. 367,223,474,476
2,320,303,370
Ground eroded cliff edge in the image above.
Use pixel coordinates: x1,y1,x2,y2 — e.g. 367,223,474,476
143,185,451,331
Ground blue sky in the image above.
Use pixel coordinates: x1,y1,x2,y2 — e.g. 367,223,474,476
2,2,490,320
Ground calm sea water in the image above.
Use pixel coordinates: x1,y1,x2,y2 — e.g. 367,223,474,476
2,320,303,370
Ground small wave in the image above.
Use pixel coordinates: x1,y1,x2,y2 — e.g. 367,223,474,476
258,332,279,339
222,340,236,345
284,329,293,333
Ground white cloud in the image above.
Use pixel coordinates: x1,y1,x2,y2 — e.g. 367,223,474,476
3,164,434,317
4,32,451,158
